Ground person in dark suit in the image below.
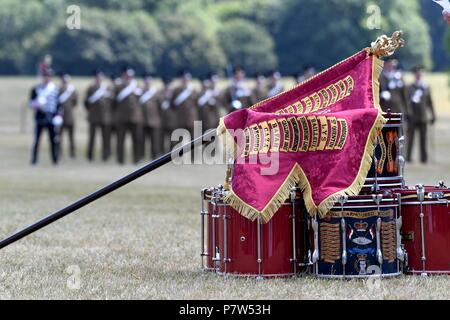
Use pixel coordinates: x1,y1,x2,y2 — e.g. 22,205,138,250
29,67,61,165
58,73,78,158
84,70,113,161
406,66,436,163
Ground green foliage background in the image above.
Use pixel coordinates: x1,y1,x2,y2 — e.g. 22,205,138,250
0,0,442,76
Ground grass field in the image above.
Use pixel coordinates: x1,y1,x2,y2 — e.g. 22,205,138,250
0,75,449,299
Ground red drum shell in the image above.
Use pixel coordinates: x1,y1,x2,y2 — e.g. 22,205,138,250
203,188,306,277
394,186,450,274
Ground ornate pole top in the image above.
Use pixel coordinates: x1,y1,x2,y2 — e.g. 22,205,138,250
368,30,405,58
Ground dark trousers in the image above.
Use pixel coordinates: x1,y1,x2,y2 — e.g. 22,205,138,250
143,126,162,160
116,123,140,164
87,123,111,161
407,122,428,163
60,124,76,158
31,122,59,165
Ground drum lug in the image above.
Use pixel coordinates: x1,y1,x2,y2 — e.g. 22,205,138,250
341,218,347,268
396,216,404,261
376,217,383,265
311,218,319,264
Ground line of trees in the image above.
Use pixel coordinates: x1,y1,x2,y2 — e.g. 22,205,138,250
0,0,438,77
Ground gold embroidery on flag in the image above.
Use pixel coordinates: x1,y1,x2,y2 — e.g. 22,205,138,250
302,96,313,113
278,118,291,152
260,121,271,153
336,119,348,150
268,119,280,152
275,75,355,114
308,116,319,151
249,124,260,155
328,84,338,105
326,117,338,150
286,105,295,114
292,101,303,113
317,116,329,151
344,76,354,97
311,92,322,112
319,88,330,108
288,117,300,152
337,80,347,100
299,116,310,152
243,127,251,157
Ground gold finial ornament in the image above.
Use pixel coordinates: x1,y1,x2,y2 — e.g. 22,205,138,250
368,30,405,58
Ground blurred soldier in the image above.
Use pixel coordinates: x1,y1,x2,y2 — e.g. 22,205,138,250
171,70,198,138
29,67,61,165
140,74,163,159
379,59,408,114
58,73,78,158
406,66,436,164
267,70,284,97
296,64,316,84
113,67,143,164
223,67,252,112
251,73,268,105
160,78,176,153
84,70,112,162
198,75,220,131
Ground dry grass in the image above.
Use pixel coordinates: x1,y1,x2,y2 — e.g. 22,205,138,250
0,75,449,299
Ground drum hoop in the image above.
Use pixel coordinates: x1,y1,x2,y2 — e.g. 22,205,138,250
331,204,399,209
382,124,402,128
365,176,403,182
400,200,449,205
314,271,401,279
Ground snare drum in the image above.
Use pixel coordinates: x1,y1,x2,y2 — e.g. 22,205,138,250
310,194,404,278
201,186,308,277
396,184,450,275
362,112,404,193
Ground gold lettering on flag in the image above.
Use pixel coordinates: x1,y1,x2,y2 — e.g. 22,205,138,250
344,76,354,96
326,117,338,150
328,84,338,105
319,89,330,108
240,116,348,157
336,119,348,149
243,127,251,157
337,80,347,101
275,75,355,114
302,97,313,113
288,117,300,152
311,92,321,112
249,124,261,155
268,120,280,152
298,116,310,152
308,116,319,151
260,121,271,153
317,116,329,151
279,118,291,152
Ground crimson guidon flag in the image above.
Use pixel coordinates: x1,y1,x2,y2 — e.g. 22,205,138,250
217,49,386,223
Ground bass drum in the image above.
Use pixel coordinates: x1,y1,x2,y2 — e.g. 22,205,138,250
310,194,404,278
395,184,450,275
201,186,309,277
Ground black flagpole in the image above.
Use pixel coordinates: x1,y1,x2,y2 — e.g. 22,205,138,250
0,129,216,250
